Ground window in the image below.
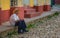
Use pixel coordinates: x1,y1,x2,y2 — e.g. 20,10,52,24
10,0,17,6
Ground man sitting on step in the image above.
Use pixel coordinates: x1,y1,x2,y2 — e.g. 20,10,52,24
10,9,28,34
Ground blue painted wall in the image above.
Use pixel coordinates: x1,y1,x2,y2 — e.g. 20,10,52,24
23,0,29,5
34,0,38,6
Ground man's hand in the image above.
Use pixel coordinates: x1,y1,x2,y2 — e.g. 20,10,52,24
15,20,19,22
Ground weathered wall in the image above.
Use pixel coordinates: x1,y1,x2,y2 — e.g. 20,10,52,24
0,0,10,24
1,0,10,10
29,0,34,7
44,0,51,11
55,0,60,4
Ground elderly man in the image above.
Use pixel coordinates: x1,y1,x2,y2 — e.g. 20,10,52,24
10,10,28,34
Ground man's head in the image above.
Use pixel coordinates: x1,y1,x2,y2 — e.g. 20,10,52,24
14,10,19,15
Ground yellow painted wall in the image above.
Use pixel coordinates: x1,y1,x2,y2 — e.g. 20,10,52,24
18,0,23,7
42,0,45,5
45,0,51,5
38,0,45,6
1,0,10,10
29,0,34,7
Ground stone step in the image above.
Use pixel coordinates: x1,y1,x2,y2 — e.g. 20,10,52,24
24,12,41,18
24,6,36,13
25,11,39,14
24,9,36,13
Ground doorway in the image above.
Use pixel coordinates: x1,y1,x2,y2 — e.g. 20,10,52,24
51,0,55,7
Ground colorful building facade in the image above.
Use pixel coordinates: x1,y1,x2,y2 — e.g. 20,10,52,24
0,0,51,25
0,0,10,24
55,0,60,4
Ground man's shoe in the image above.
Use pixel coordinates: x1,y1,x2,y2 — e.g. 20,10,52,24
18,30,24,34
18,32,24,34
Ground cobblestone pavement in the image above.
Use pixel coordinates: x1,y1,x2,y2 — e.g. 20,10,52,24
6,14,60,38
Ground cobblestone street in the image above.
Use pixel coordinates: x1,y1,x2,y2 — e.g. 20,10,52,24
5,12,60,38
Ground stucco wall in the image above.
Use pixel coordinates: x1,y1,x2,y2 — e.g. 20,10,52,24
55,0,60,4
0,0,10,24
1,0,10,10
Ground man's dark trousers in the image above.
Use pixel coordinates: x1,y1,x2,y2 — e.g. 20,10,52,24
15,20,27,33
